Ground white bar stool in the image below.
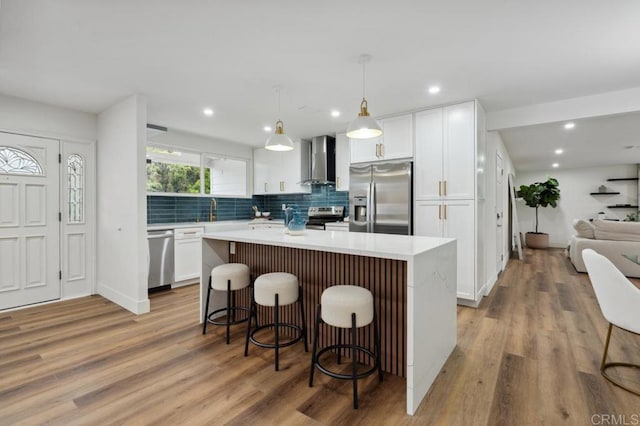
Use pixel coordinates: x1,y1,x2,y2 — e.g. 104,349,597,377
309,285,383,409
244,272,308,371
202,263,252,344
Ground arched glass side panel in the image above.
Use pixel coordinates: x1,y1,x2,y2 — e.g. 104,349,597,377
0,146,44,175
67,154,84,223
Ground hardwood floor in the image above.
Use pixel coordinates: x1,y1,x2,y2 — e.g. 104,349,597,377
1,248,639,425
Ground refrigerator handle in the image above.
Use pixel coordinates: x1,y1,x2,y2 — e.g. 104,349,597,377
369,181,376,233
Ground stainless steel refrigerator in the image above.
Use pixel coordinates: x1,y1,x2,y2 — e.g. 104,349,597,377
349,161,412,235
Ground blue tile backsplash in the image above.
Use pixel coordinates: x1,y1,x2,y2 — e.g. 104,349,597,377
147,186,349,224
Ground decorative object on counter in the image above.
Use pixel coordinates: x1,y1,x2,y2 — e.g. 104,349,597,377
261,211,271,217
286,211,307,235
346,54,383,140
625,212,639,222
265,86,294,151
518,177,560,249
599,185,607,193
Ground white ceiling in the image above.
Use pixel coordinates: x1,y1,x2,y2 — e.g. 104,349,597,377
500,111,640,172
2,0,640,168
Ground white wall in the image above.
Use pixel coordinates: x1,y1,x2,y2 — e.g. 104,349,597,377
484,131,515,294
148,128,253,159
0,93,97,141
97,94,149,314
515,164,638,247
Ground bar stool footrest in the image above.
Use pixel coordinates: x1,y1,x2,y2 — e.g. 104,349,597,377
314,344,378,380
206,306,250,326
249,323,304,349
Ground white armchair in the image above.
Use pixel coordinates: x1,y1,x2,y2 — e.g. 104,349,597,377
582,248,640,396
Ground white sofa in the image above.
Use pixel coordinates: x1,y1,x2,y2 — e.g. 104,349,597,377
569,219,640,278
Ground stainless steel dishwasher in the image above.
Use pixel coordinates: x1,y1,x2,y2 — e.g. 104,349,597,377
148,229,175,291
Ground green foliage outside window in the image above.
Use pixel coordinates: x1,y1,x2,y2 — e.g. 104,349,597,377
146,161,210,194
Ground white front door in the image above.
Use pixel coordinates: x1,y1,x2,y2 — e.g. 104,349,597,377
496,153,504,273
0,132,60,310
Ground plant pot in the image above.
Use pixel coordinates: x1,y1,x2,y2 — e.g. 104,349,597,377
526,232,549,249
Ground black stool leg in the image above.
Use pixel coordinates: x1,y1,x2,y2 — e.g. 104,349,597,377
337,329,343,364
374,309,383,382
225,279,231,344
351,312,358,409
202,276,212,335
309,304,321,387
244,288,255,357
274,293,280,371
299,286,308,352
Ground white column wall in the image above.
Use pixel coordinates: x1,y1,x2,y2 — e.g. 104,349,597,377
97,94,149,314
484,131,515,295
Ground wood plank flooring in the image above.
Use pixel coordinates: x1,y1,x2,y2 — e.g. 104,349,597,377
1,248,639,425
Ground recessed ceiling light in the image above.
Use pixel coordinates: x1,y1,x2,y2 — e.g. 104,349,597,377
428,86,441,94
564,122,575,130
331,110,341,117
552,163,559,168
555,149,564,155
263,126,272,132
203,108,214,116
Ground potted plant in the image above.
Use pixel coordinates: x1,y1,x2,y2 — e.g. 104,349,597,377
518,177,560,249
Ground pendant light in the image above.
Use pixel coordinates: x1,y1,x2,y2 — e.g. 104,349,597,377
346,54,383,139
265,86,294,151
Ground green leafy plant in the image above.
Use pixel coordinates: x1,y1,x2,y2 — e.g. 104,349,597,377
624,212,639,222
518,177,560,233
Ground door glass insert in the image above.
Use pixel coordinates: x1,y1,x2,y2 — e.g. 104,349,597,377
67,154,84,223
0,146,44,175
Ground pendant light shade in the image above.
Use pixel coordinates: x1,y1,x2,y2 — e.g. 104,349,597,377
265,119,294,151
347,55,382,140
265,87,294,151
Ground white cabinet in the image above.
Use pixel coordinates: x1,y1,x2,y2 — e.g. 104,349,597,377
350,113,413,163
253,141,311,195
248,221,284,230
415,200,475,299
174,227,204,285
415,102,475,200
335,132,350,191
414,100,484,304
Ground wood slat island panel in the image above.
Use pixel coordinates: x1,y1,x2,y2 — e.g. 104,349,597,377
230,242,407,377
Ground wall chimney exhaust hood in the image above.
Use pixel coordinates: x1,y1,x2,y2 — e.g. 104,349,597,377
301,135,336,185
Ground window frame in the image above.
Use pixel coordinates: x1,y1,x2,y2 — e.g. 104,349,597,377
146,143,251,198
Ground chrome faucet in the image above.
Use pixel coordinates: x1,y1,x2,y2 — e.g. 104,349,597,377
210,198,217,222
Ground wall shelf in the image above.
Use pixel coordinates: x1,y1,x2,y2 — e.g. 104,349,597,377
607,205,639,209
590,192,621,195
606,178,639,182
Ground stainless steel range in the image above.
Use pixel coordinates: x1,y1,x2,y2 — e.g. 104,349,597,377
306,206,345,230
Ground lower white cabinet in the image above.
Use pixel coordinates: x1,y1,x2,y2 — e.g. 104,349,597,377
324,222,349,232
414,200,475,300
174,227,204,285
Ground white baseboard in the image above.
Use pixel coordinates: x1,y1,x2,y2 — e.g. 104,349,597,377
484,272,499,296
97,283,150,315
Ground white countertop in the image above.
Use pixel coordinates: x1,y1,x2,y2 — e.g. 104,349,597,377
203,228,454,260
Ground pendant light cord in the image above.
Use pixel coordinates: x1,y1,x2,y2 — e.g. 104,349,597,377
362,62,366,100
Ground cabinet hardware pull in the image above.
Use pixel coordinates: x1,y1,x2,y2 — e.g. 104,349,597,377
444,180,447,196
438,181,442,196
280,181,284,192
264,182,267,192
444,204,447,220
337,177,341,188
438,204,441,219
375,144,380,158
380,144,384,157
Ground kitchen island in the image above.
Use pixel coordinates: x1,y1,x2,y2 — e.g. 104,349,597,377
201,228,456,415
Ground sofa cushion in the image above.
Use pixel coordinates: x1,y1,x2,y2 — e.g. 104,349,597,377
593,219,640,242
573,219,595,239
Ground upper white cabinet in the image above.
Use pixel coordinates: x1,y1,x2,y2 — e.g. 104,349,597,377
335,132,350,191
253,141,311,195
350,114,413,163
414,101,475,200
